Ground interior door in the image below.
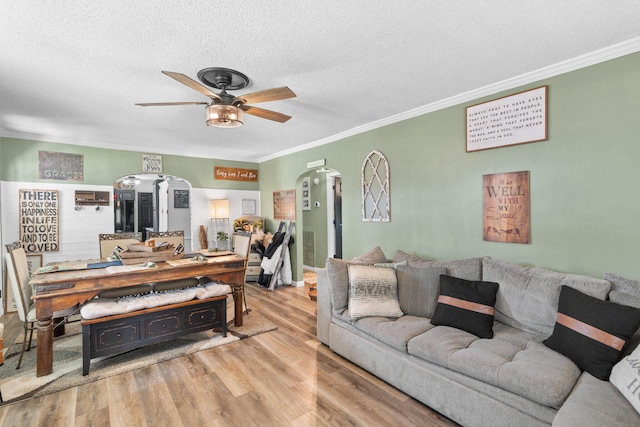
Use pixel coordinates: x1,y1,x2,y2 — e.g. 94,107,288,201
138,192,154,240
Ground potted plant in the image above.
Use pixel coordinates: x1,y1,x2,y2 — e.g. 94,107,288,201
216,231,229,250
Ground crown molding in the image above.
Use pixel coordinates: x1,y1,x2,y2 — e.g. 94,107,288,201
258,37,640,163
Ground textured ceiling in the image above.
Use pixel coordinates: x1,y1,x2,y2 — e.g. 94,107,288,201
1,1,640,162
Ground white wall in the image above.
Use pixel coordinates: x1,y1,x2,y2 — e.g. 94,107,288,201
0,180,259,314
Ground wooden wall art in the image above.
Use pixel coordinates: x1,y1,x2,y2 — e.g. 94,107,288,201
273,189,296,220
483,171,530,244
215,166,258,182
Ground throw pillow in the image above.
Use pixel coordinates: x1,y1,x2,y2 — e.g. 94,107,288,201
396,265,447,318
610,344,640,415
352,246,388,264
348,264,403,321
430,275,499,338
605,272,640,298
544,285,640,380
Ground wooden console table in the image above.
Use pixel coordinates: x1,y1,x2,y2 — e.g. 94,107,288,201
29,254,246,377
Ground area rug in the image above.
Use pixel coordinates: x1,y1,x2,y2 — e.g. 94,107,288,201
0,306,276,404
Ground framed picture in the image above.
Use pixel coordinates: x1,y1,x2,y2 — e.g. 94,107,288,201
27,254,43,274
142,154,163,173
302,176,311,211
466,86,548,152
242,199,257,215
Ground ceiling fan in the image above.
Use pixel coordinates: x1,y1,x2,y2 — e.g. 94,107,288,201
135,67,296,128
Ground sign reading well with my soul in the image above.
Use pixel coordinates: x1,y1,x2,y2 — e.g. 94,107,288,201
483,171,530,244
19,189,59,252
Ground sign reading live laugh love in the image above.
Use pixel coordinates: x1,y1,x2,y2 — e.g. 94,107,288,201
214,166,258,182
483,171,530,244
19,189,59,252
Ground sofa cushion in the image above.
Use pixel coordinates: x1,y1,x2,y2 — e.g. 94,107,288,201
354,315,435,352
392,250,484,281
431,275,499,338
482,258,611,336
396,265,447,318
553,372,640,427
544,285,640,380
610,344,640,416
326,247,389,314
348,264,403,321
407,322,581,408
605,272,640,298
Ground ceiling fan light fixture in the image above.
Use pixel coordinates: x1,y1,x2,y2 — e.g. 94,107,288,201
206,104,243,128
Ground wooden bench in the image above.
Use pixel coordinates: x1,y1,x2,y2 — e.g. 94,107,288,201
81,293,227,375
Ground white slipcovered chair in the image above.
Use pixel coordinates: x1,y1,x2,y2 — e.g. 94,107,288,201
233,234,251,314
4,242,78,369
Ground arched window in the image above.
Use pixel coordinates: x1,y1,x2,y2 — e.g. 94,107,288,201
361,150,390,222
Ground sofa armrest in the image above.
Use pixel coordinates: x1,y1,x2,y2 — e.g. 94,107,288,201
316,268,332,345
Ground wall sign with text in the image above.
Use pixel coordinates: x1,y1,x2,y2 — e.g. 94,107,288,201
483,171,530,244
214,166,258,182
39,151,84,181
273,189,296,220
19,189,60,252
142,154,163,173
467,86,547,152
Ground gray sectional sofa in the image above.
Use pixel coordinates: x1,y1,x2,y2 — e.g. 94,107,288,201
316,249,640,426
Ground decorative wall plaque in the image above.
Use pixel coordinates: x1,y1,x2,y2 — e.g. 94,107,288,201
142,154,163,173
483,171,530,244
361,150,390,222
273,189,296,220
19,189,60,252
215,166,258,182
467,86,547,152
38,151,83,181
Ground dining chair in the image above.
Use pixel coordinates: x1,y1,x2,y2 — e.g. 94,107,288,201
98,232,142,258
146,230,184,248
4,242,79,369
233,234,251,314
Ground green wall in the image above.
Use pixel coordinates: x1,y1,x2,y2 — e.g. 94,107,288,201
0,138,259,190
260,51,640,281
301,170,329,267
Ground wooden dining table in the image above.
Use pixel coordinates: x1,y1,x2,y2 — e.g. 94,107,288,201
29,253,247,377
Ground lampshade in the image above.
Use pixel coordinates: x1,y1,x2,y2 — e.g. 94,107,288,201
206,105,243,128
210,199,230,218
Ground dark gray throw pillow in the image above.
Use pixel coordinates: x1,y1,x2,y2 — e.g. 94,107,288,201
544,285,640,380
431,275,499,338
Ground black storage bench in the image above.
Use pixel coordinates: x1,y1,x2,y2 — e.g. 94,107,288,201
81,295,227,375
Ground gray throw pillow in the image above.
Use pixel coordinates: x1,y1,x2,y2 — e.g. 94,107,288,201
396,265,447,318
605,272,640,298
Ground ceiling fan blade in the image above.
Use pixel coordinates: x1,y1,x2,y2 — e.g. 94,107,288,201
240,105,292,123
238,86,296,104
161,71,222,101
135,101,209,106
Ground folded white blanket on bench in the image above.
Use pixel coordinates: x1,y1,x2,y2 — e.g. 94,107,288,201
81,282,231,320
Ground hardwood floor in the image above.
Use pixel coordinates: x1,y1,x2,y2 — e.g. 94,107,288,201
0,281,457,426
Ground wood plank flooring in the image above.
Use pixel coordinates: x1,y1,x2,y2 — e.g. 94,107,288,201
0,281,457,426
